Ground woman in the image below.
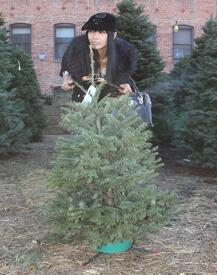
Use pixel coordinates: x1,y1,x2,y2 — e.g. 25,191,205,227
60,12,137,102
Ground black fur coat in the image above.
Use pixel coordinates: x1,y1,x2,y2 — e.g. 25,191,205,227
60,34,137,102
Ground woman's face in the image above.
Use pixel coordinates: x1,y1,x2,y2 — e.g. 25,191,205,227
87,30,108,50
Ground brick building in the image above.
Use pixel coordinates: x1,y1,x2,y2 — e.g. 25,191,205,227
1,0,216,95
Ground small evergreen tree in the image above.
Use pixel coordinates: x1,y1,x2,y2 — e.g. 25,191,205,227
9,47,46,141
170,56,197,112
173,19,217,169
147,77,175,144
0,16,29,154
150,58,195,145
116,0,164,89
48,84,176,247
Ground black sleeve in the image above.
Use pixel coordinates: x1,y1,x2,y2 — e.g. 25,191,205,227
115,38,137,85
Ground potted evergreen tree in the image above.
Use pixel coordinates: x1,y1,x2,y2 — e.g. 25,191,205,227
47,81,176,253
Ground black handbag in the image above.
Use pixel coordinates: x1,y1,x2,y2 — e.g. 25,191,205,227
130,78,153,127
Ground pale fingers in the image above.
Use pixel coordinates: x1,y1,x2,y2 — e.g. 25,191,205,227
61,78,75,90
61,82,74,90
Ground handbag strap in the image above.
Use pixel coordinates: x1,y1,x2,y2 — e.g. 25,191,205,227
130,77,141,95
130,78,152,107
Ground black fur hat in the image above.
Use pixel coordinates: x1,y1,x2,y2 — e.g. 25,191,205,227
81,12,117,32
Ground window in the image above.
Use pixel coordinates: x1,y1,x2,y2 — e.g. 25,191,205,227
173,25,193,60
54,24,75,59
10,24,31,55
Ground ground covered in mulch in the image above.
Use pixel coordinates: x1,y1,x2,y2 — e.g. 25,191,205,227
0,135,216,275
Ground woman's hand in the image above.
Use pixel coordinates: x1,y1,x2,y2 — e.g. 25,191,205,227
61,75,75,91
118,83,132,95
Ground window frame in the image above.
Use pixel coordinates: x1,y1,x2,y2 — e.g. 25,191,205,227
172,24,194,61
54,23,76,61
10,23,32,55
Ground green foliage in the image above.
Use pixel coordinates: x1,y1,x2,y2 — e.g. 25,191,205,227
48,85,177,247
0,17,29,153
0,14,8,42
150,58,195,146
9,47,46,141
172,19,217,169
170,57,196,110
148,76,175,144
0,90,30,154
0,17,12,90
116,0,164,89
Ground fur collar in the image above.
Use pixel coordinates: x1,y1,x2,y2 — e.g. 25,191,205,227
60,35,136,84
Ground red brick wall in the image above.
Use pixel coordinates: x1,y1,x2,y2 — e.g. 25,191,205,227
1,0,216,95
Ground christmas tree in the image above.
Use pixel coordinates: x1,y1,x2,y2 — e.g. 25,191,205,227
173,19,217,169
48,81,176,247
116,0,164,89
0,15,29,154
9,47,46,141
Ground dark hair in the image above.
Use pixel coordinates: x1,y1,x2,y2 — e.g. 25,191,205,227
106,31,117,84
84,31,117,84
